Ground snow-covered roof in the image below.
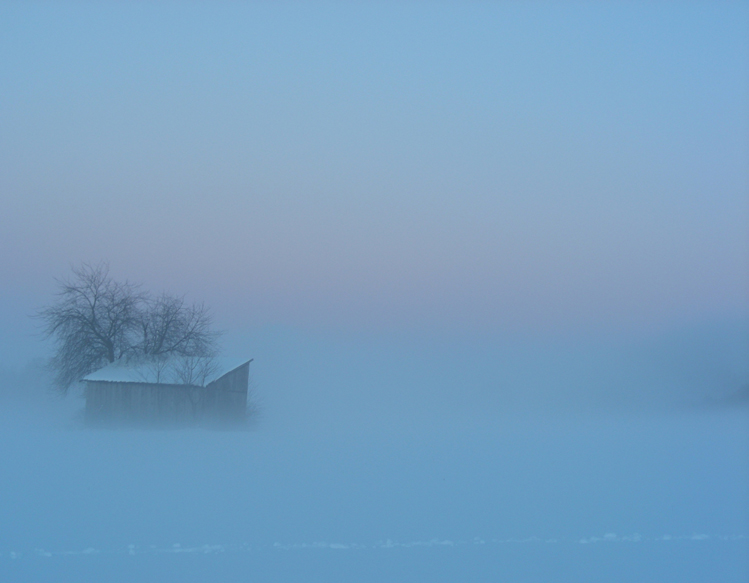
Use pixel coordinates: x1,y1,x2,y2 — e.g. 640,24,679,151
81,357,251,387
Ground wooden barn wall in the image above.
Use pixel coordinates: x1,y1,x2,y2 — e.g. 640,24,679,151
84,365,249,426
206,361,250,418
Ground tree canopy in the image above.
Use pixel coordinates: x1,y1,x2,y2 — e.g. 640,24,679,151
38,263,220,393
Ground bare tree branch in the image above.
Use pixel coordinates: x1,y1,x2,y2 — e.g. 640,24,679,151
138,294,218,359
36,263,221,393
172,356,219,387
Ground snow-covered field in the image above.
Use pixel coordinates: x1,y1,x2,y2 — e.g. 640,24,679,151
1,328,747,582
1,406,747,581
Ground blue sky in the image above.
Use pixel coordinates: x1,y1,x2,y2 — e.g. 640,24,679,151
1,2,747,359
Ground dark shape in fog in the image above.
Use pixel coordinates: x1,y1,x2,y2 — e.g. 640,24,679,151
82,358,252,426
37,262,220,393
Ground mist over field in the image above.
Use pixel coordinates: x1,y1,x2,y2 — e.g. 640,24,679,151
1,2,748,582
1,323,747,582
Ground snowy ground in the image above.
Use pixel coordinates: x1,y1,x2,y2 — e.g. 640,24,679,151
1,403,747,582
1,327,747,582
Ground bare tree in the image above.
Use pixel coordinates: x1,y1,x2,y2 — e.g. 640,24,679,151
172,356,219,387
38,263,144,392
138,294,218,359
37,263,220,393
135,353,172,384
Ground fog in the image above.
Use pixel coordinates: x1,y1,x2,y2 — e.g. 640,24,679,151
1,323,748,582
2,2,748,581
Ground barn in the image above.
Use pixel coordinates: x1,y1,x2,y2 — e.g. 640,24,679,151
81,358,252,426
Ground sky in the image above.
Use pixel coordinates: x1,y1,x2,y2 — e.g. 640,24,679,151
1,2,747,363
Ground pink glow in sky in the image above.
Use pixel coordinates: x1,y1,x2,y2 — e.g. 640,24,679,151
1,3,747,339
